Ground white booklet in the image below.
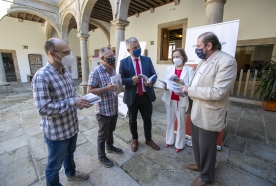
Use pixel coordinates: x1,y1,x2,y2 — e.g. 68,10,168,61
138,74,157,83
83,93,101,104
168,74,180,81
110,74,123,95
167,80,185,96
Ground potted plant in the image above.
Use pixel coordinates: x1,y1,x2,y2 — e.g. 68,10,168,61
255,60,276,111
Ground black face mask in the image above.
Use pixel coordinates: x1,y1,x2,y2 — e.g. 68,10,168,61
105,57,116,66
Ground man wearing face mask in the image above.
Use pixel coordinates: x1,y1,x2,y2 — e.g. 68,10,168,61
161,48,194,153
119,37,160,152
32,38,91,186
87,47,122,168
181,32,237,186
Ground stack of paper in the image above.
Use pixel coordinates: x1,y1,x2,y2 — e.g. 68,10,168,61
110,74,123,95
83,93,101,105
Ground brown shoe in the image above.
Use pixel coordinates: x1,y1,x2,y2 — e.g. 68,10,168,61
131,140,138,152
145,140,160,150
186,164,199,171
191,176,207,186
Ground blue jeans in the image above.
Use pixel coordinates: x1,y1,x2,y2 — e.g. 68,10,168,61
44,133,77,186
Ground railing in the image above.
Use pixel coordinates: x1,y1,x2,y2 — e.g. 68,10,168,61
230,69,260,100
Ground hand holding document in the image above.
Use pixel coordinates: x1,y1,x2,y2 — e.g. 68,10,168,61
110,74,123,95
78,93,101,109
138,74,157,83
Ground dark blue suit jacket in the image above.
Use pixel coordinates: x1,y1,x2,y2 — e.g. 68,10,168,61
119,56,157,106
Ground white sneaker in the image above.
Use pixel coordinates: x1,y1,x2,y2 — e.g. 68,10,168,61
185,139,193,147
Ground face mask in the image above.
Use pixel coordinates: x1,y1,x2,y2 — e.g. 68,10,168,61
132,48,141,58
195,45,208,59
173,58,183,66
55,52,74,66
105,57,116,66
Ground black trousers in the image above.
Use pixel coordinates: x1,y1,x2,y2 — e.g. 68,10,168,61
191,121,219,183
96,113,118,158
128,93,153,142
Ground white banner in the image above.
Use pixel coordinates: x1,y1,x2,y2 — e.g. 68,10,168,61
185,20,240,64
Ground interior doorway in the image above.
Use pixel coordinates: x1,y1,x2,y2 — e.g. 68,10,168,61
2,53,16,82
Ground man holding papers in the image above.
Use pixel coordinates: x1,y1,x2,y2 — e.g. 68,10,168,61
87,47,122,168
119,37,160,152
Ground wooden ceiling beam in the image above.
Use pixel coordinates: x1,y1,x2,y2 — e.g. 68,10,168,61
35,16,41,22
130,1,148,11
138,0,155,8
29,14,35,21
128,4,142,13
94,2,112,10
91,9,112,17
14,12,19,18
22,13,27,20
143,0,159,6
154,0,165,5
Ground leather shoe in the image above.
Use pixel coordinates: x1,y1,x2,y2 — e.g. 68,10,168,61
191,176,207,186
131,140,138,152
145,140,160,150
186,164,199,171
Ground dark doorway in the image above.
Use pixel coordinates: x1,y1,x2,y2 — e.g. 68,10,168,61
2,53,17,82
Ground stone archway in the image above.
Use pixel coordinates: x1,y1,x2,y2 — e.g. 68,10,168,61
0,7,61,38
80,0,98,34
60,9,78,42
89,18,110,46
0,49,21,82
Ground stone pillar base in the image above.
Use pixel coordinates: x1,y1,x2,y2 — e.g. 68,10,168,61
0,82,10,86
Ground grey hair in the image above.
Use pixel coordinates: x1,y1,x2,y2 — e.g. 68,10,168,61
198,32,221,51
99,47,111,58
125,37,138,49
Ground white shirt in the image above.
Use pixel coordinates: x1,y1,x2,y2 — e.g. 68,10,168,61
131,56,146,92
191,52,216,87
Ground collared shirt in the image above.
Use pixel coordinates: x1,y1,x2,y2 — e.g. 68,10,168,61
32,62,79,141
131,56,146,92
88,64,118,116
191,52,216,87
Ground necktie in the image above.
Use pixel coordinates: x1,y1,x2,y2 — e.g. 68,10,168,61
135,58,143,96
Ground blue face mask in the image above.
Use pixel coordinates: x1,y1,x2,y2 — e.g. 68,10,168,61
195,45,208,59
132,48,141,58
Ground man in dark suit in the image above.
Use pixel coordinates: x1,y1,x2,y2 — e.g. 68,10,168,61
119,37,160,152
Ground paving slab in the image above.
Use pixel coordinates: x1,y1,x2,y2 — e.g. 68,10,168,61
237,118,266,143
245,139,276,166
152,170,191,186
28,133,48,160
122,153,166,186
266,125,276,143
214,163,273,186
90,165,139,186
0,146,38,186
241,108,264,122
0,134,28,155
224,133,246,153
227,150,276,184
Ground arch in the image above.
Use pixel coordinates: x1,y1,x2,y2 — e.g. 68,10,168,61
80,0,98,34
0,6,61,38
45,21,52,40
89,18,110,46
60,9,78,42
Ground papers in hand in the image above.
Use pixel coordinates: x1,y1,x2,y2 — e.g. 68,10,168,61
168,74,180,81
167,81,183,94
110,74,123,95
83,93,101,105
158,79,166,84
138,74,157,83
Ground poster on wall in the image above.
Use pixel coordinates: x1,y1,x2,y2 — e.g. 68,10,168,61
185,20,240,64
28,54,43,75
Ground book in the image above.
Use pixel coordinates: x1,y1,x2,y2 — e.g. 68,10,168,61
168,74,180,81
110,74,123,95
83,93,101,104
138,74,157,83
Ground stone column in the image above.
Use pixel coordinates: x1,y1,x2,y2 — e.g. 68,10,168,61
110,19,129,58
205,0,226,25
77,33,90,87
0,53,10,86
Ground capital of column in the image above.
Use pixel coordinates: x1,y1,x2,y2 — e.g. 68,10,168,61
205,0,226,5
77,33,90,40
110,19,129,30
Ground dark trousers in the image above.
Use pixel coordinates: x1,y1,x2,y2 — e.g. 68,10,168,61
96,113,118,158
128,93,153,142
191,121,218,183
44,134,77,186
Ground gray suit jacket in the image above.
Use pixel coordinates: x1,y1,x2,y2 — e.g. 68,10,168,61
188,50,237,132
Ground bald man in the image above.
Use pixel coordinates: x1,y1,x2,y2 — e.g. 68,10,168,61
32,38,91,186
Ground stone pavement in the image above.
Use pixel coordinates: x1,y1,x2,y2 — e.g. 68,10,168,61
0,82,276,186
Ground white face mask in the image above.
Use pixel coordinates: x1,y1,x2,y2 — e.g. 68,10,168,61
173,58,183,67
55,52,75,66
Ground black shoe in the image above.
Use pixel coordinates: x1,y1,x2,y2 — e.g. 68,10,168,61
98,156,113,168
106,146,123,154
